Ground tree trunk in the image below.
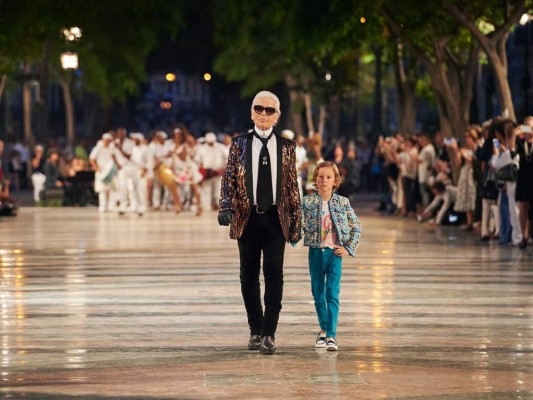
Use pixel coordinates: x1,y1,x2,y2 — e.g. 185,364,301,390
59,76,75,148
284,75,305,137
317,104,326,137
22,64,34,145
371,47,383,135
329,95,341,139
393,44,417,132
0,74,7,101
488,42,515,120
304,92,315,135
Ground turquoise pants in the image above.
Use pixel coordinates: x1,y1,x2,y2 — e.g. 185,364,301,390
308,247,342,338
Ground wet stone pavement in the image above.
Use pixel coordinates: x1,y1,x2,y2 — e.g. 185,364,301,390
0,200,532,399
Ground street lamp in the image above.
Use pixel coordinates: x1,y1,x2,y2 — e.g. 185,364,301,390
60,27,82,70
60,52,78,70
59,27,82,149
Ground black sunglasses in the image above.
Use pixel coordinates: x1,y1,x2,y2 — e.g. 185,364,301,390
253,105,277,116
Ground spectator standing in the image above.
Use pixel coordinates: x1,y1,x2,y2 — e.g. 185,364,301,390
491,120,522,246
451,129,479,231
31,145,46,202
416,134,436,208
196,132,227,211
513,116,533,248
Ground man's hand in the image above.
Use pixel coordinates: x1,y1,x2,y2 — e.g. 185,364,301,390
218,210,234,226
289,228,301,244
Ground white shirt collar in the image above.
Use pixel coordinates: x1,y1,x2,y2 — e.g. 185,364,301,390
254,126,273,138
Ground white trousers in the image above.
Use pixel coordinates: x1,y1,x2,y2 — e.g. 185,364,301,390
31,172,46,202
201,176,221,210
152,179,170,209
481,198,500,237
118,166,139,212
506,182,522,245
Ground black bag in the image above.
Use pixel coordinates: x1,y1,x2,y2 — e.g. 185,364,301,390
481,180,499,200
495,164,518,182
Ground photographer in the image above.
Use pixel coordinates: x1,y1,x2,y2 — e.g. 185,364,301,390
490,120,521,246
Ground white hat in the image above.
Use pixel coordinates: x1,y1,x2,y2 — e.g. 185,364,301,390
102,133,113,140
130,132,144,140
281,129,295,140
155,131,167,139
205,132,217,143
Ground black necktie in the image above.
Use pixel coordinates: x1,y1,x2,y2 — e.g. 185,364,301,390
254,131,273,212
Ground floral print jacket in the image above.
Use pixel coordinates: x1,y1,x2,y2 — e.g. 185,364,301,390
301,192,362,257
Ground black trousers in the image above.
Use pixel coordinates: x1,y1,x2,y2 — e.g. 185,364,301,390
237,206,286,337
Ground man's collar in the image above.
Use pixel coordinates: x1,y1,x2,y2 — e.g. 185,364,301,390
254,126,273,138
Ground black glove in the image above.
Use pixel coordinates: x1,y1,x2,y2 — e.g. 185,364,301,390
289,228,301,244
218,210,234,226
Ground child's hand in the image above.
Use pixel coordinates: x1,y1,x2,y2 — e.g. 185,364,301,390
333,246,348,257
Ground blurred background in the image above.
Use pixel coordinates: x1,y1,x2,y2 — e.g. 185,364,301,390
0,0,531,148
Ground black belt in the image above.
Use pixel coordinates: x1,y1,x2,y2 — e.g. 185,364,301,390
253,205,275,214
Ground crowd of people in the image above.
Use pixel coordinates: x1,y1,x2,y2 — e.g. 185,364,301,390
0,125,371,217
5,113,531,251
376,116,533,249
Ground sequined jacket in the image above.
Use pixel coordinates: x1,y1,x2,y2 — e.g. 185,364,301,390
219,131,301,242
301,192,362,257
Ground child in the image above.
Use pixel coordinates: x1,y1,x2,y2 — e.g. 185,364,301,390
301,161,362,351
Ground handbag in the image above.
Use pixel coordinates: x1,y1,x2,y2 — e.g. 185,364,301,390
481,168,499,200
494,163,518,182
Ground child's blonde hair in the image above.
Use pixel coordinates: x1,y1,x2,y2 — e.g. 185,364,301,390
312,161,342,189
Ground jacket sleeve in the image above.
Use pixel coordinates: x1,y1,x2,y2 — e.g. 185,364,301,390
219,139,238,212
344,198,362,257
287,142,302,242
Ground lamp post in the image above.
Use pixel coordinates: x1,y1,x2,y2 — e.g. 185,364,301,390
520,14,532,120
60,27,82,148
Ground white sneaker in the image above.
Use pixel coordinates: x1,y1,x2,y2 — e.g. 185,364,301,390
315,331,327,348
326,337,338,351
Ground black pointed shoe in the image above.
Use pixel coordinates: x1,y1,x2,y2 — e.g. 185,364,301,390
248,334,261,350
260,336,276,355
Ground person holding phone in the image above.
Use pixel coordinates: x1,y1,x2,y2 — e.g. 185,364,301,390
490,120,522,246
450,129,478,231
512,118,533,248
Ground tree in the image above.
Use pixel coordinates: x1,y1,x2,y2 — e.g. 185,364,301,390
442,0,529,122
382,0,480,137
0,0,183,144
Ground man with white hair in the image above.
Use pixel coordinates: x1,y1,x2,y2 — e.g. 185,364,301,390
196,132,227,211
218,90,301,355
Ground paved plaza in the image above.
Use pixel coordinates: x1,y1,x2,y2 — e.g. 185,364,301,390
0,200,532,399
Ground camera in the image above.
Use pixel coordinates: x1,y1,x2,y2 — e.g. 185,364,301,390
520,124,533,134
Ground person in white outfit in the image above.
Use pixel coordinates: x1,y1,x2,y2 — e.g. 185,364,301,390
112,127,137,214
89,133,117,212
282,130,307,199
490,122,522,246
196,132,227,211
130,132,150,216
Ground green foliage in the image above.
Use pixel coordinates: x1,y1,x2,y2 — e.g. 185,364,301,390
0,0,183,102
